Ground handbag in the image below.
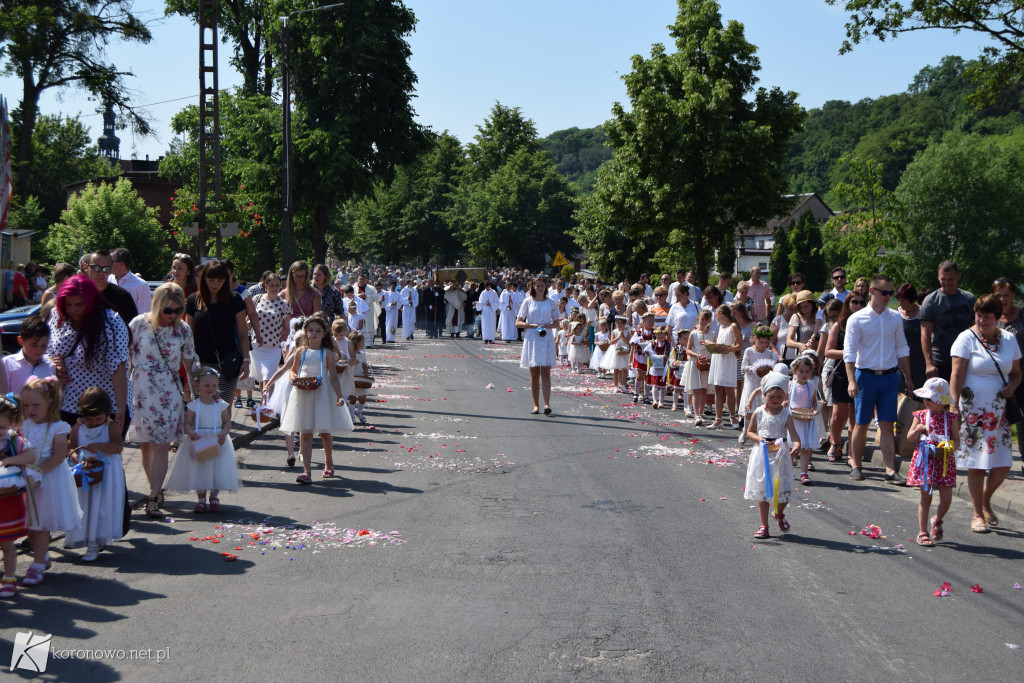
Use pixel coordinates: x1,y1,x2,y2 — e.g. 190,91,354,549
190,402,222,462
973,331,1023,424
290,348,324,391
204,306,244,380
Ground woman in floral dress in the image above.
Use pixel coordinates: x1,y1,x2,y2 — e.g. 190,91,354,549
128,283,196,518
950,294,1021,533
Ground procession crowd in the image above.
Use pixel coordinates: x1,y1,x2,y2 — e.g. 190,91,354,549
0,249,1020,596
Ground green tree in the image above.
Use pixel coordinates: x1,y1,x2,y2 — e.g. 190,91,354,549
160,91,282,276
787,212,828,291
768,225,791,295
9,112,114,227
539,125,613,192
595,0,805,285
449,103,577,269
165,0,275,96
43,178,171,279
829,0,1024,107
892,130,1024,294
571,158,661,280
0,0,152,194
350,131,466,264
820,154,895,277
282,0,428,266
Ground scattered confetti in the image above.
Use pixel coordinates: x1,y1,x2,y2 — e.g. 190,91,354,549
971,584,983,593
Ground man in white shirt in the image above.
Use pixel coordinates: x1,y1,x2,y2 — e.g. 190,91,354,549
109,247,152,314
817,267,850,308
843,274,915,484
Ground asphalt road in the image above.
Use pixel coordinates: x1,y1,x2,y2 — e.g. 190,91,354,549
3,338,1023,682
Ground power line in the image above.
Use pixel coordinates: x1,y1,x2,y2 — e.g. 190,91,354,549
76,89,235,118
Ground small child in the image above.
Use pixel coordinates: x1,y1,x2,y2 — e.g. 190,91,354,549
602,316,631,392
275,315,352,483
555,319,570,366
266,330,305,468
22,377,80,586
629,312,655,404
669,329,689,412
65,387,125,563
744,371,802,539
332,318,356,414
592,319,610,378
348,332,370,424
2,315,56,395
166,367,238,513
738,324,778,445
788,355,819,485
645,326,671,408
0,394,39,597
685,311,714,425
347,300,365,335
905,378,960,547
567,321,590,374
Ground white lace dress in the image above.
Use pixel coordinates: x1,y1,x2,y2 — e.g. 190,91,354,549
64,422,125,549
23,419,82,533
744,406,794,503
166,399,239,493
708,326,738,388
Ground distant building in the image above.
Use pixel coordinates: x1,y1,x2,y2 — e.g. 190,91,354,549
64,156,181,228
734,193,833,275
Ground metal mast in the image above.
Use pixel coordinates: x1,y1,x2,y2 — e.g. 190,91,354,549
198,0,222,258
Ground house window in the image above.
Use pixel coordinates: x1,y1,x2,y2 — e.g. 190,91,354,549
759,262,768,271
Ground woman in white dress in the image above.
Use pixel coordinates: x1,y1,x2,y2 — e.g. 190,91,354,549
950,294,1022,533
517,276,562,415
476,281,500,343
707,304,743,429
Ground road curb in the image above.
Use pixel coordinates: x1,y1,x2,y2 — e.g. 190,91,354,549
953,477,1023,523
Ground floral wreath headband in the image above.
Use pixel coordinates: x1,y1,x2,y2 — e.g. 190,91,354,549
752,325,773,339
0,392,20,412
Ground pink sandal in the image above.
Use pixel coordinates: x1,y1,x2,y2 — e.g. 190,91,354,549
208,497,221,512
322,469,335,478
193,500,207,514
0,578,17,598
754,525,770,539
774,513,791,532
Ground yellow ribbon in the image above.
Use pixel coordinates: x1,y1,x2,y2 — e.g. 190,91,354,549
937,439,953,479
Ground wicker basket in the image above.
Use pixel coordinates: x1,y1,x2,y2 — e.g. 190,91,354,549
791,407,818,422
704,342,728,354
597,341,610,352
755,365,773,378
354,376,374,390
73,458,105,488
249,406,277,424
290,376,321,391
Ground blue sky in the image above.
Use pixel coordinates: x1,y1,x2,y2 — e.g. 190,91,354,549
0,0,996,161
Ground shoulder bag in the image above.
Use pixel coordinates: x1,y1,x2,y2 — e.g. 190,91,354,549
973,331,1023,424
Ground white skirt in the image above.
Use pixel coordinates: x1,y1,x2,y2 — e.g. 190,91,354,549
568,344,590,365
250,345,283,383
708,351,738,388
520,329,556,368
601,348,630,371
166,432,240,493
684,358,709,391
744,440,794,504
279,384,354,435
64,454,126,548
29,461,83,533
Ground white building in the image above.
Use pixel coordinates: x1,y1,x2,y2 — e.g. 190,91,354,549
734,193,833,275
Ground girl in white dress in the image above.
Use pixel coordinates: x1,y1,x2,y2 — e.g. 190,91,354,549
567,319,590,374
788,355,820,486
685,310,714,425
272,314,352,484
706,305,742,430
744,372,801,539
601,316,631,392
331,319,356,409
592,319,610,378
166,368,238,512
738,325,779,444
65,387,125,562
21,378,80,585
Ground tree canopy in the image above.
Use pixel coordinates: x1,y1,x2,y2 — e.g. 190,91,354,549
576,0,804,286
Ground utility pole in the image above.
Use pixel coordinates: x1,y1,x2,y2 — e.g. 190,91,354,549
198,0,222,259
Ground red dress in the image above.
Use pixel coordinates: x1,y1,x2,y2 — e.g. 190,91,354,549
630,329,653,370
0,494,27,542
906,410,958,489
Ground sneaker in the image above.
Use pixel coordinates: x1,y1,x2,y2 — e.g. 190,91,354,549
684,409,695,418
0,578,17,598
82,547,100,563
20,563,45,586
632,395,640,403
246,398,257,408
737,431,747,445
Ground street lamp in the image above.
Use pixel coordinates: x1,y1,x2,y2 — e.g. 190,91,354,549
280,2,345,270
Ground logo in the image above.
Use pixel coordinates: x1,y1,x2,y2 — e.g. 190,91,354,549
11,631,51,672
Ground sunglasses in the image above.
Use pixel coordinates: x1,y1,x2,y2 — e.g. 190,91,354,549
88,264,112,273
162,306,184,315
790,280,804,286
833,274,846,279
849,299,865,305
872,288,894,297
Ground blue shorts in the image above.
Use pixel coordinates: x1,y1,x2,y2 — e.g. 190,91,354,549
854,369,898,425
